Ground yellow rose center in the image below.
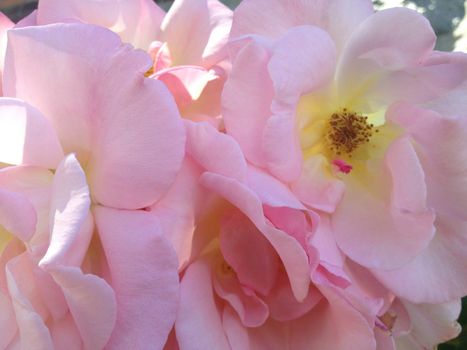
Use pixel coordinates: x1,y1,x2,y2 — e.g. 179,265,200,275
326,109,378,157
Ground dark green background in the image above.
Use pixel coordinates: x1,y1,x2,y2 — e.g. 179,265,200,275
1,0,466,348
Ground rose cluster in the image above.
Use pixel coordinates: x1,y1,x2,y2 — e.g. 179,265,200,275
0,0,466,349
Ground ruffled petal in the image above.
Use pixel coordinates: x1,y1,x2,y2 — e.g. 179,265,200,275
0,98,63,168
40,154,91,268
222,39,274,166
389,103,467,220
373,214,467,303
231,0,373,52
288,286,376,350
0,12,13,96
220,211,279,296
175,259,230,350
161,0,232,67
337,8,436,105
4,24,185,209
37,0,164,49
291,155,345,213
333,137,435,270
94,206,179,349
186,120,247,182
200,172,310,301
45,266,117,350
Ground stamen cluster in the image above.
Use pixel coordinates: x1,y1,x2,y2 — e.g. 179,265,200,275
327,109,377,156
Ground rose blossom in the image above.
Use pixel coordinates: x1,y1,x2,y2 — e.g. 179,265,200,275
0,22,185,348
223,0,467,301
30,0,233,120
219,0,467,348
149,120,379,349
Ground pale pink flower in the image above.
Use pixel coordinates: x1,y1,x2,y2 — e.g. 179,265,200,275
32,0,233,119
223,0,467,309
0,159,116,349
150,120,383,349
0,22,185,348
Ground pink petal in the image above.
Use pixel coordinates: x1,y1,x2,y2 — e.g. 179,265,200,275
248,318,289,350
288,286,376,350
6,253,54,349
425,53,467,116
40,154,92,268
213,267,269,328
373,214,467,303
364,52,467,108
0,12,13,96
186,120,247,182
389,103,467,221
161,0,232,67
220,210,280,296
291,155,345,213
4,24,185,209
4,24,120,160
0,290,17,349
149,158,207,269
37,0,164,49
0,98,63,168
86,72,185,209
264,272,322,322
246,165,306,209
222,307,250,350
94,206,179,349
0,166,53,249
402,300,461,348
45,266,117,350
309,215,348,283
374,328,396,350
262,26,336,182
154,66,216,108
333,137,435,270
200,172,310,301
268,25,336,101
49,313,83,350
222,40,274,166
176,259,230,350
262,112,303,182
0,188,36,243
231,0,373,52
337,8,436,102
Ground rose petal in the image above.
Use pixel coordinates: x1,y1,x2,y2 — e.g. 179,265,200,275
185,120,247,182
333,137,435,270
40,154,91,268
201,172,310,301
4,24,185,209
161,0,232,67
220,210,280,296
45,266,117,350
37,0,164,49
176,259,230,350
94,206,179,349
373,214,467,303
222,40,274,166
0,98,63,169
231,0,373,53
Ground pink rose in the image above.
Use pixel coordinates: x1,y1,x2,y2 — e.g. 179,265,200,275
224,0,467,303
33,0,233,119
150,121,381,349
0,22,184,348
